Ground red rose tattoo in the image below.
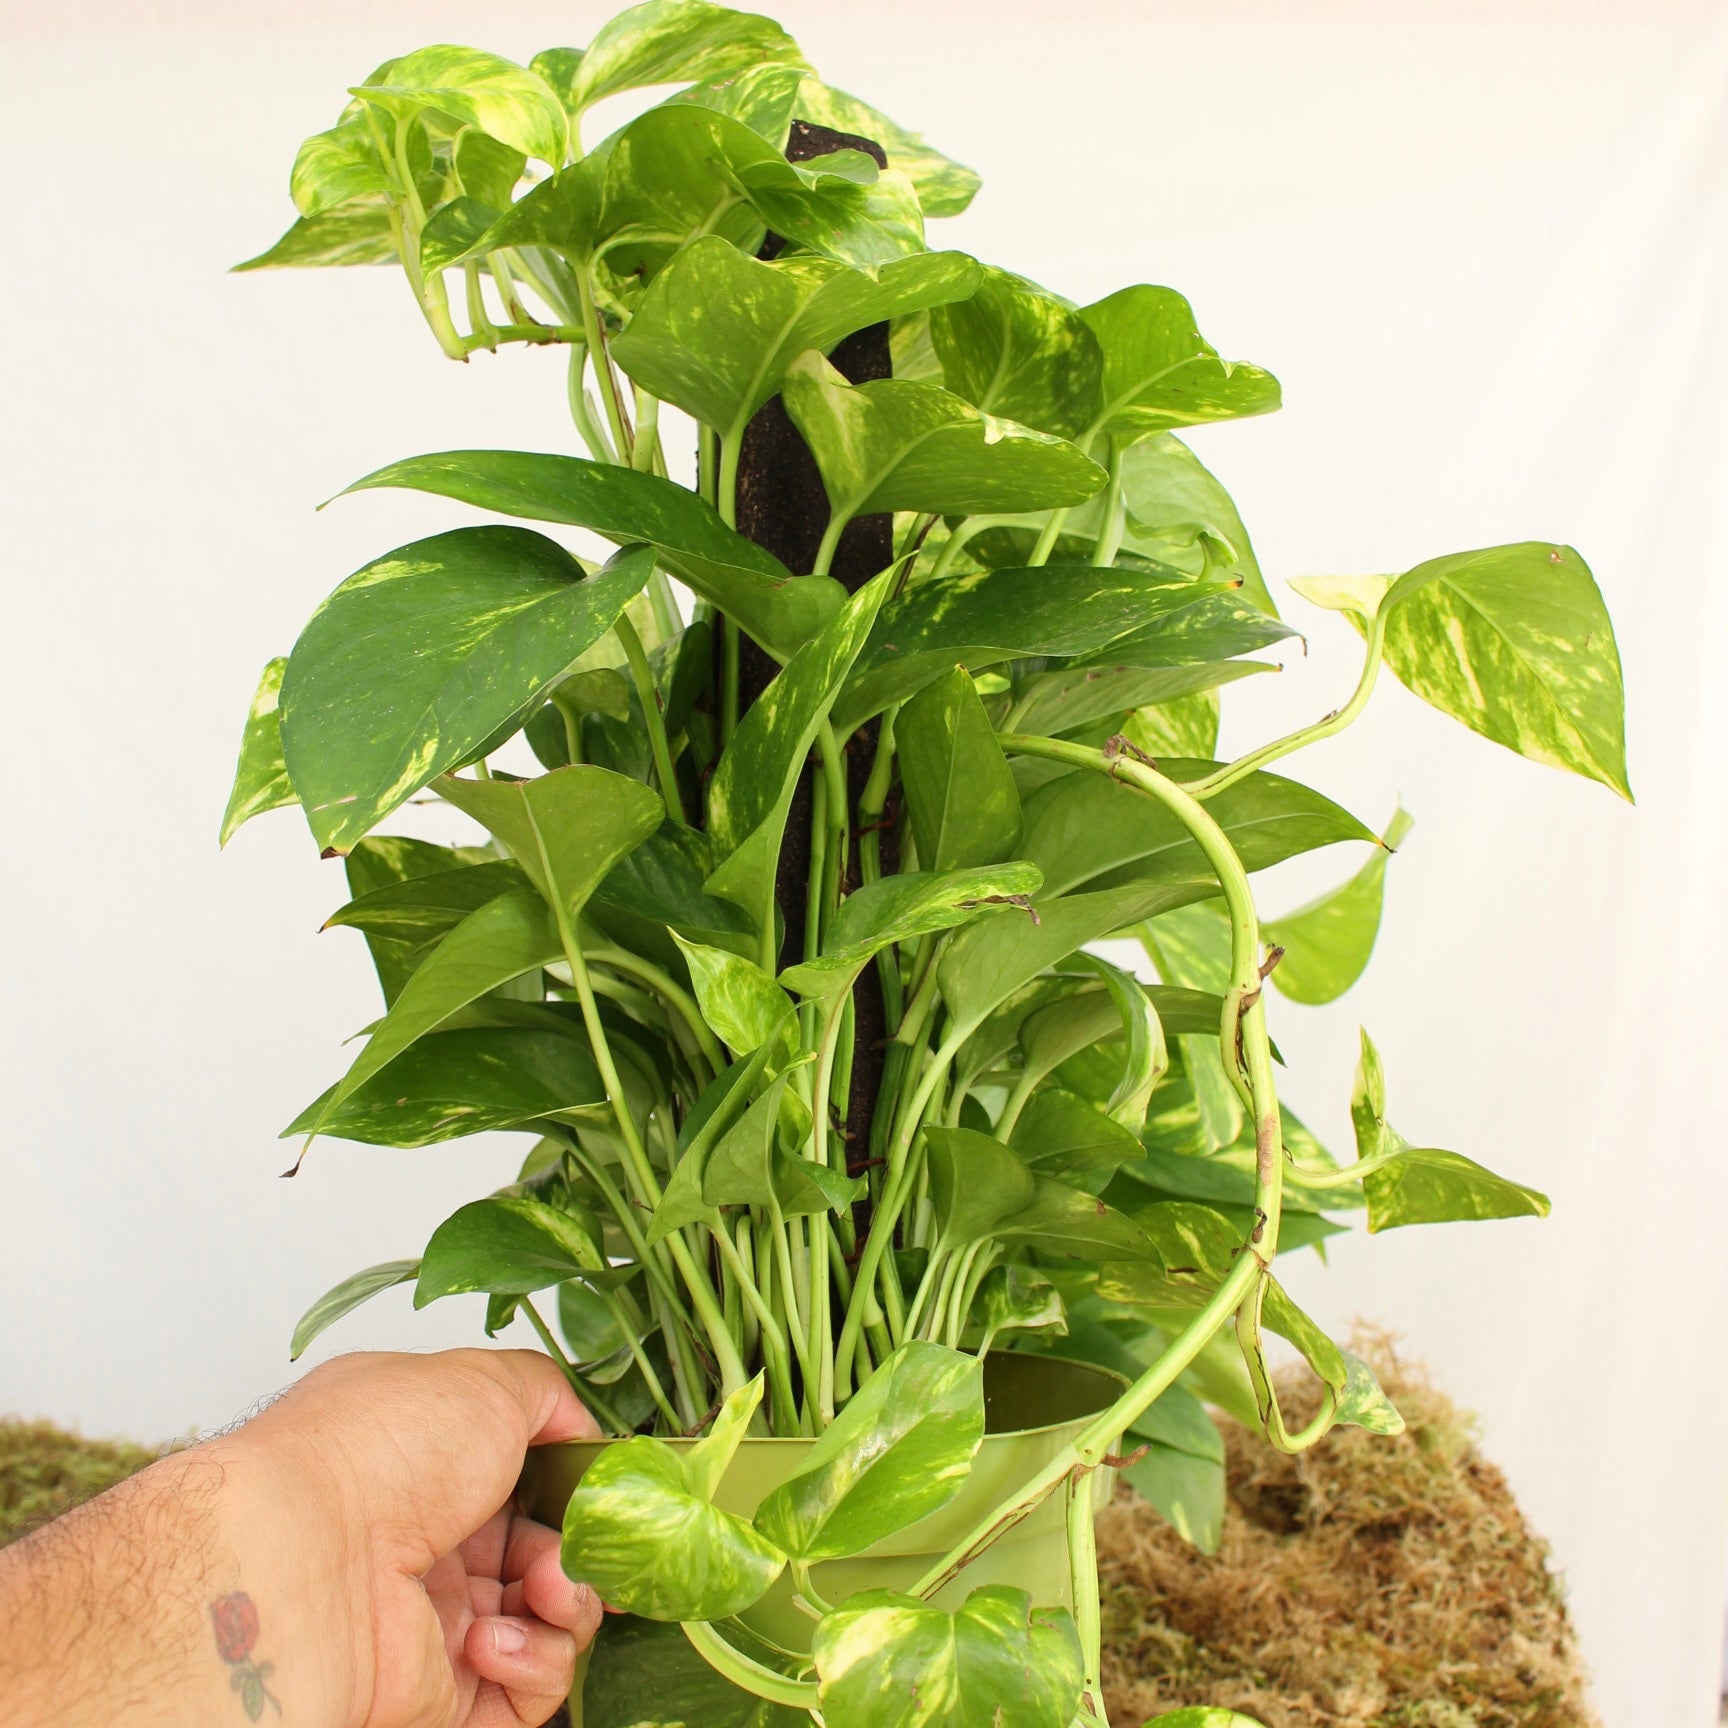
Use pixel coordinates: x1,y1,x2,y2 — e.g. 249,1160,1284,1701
209,1592,280,1720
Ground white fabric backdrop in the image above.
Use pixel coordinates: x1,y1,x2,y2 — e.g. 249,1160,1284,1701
3,4,1724,1721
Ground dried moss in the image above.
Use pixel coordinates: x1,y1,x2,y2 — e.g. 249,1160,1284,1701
1097,1336,1598,1728
0,1418,157,1547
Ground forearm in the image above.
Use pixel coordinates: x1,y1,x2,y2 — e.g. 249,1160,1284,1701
0,1437,363,1728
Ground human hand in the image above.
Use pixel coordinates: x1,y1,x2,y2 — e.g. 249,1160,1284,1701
0,1348,601,1728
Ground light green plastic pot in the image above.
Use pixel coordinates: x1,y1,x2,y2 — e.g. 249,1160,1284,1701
519,1353,1124,1725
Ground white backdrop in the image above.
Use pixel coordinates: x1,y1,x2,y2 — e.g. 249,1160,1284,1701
3,3,1725,1722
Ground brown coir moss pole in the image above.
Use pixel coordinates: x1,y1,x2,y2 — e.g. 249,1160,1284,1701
730,118,896,1174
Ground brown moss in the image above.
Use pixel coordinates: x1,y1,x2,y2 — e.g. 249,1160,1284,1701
1097,1334,1598,1728
0,1418,158,1547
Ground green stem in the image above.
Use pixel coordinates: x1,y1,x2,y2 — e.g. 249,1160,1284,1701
1184,606,1389,801
909,1250,1261,1599
717,434,742,528
565,346,615,463
1027,507,1069,567
1066,1465,1104,1718
722,619,741,748
711,1225,800,1433
925,517,977,581
631,385,662,474
599,1289,683,1429
679,1623,819,1711
585,945,723,1076
614,611,688,827
576,270,633,463
812,508,850,578
1091,439,1127,569
517,1296,631,1436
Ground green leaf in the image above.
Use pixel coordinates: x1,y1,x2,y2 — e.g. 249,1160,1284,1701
672,936,794,1055
813,1585,1083,1728
1378,542,1630,798
1123,688,1220,759
280,534,651,854
289,114,390,216
312,888,560,1131
610,237,981,448
233,202,399,271
705,575,888,932
282,1027,602,1148
337,836,494,1004
1113,433,1277,614
416,1194,607,1304
351,45,566,164
220,657,296,845
436,763,665,925
337,450,836,659
1009,1088,1143,1190
1011,659,1273,737
972,1265,1066,1353
1020,762,1373,904
591,823,759,963
1350,1028,1549,1231
1080,285,1280,438
834,562,1222,733
419,195,503,274
791,79,981,218
581,1613,810,1728
993,1176,1159,1264
782,353,1106,526
561,1381,786,1620
566,1,807,120
923,1127,1037,1251
444,159,604,269
779,864,1042,996
898,668,1023,872
324,859,527,946
929,265,1102,439
686,1372,765,1499
289,1259,419,1360
937,884,1191,1037
755,1342,984,1561
1120,1433,1225,1554
1072,590,1297,671
1260,1280,1405,1435
1264,808,1412,1004
666,62,806,141
1363,1145,1551,1233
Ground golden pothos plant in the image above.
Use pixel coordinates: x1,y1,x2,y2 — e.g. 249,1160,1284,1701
222,5,1629,1724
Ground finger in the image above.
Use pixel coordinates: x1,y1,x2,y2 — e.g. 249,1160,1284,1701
463,1615,580,1724
506,1524,600,1638
462,1506,513,1582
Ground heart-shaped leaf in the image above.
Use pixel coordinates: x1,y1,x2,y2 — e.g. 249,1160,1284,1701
1350,1029,1549,1231
792,78,980,218
437,764,665,927
610,238,981,448
290,1259,420,1360
416,1194,608,1304
233,203,399,272
280,535,651,854
778,864,1043,996
1018,762,1374,903
312,889,561,1131
923,1127,1037,1251
705,574,888,934
929,265,1103,439
1264,807,1412,1004
812,1586,1083,1728
220,657,297,845
324,859,527,946
1377,542,1630,799
833,562,1223,733
563,2,806,121
282,1027,603,1148
350,45,566,165
897,668,1023,872
755,1341,984,1561
782,352,1106,530
561,1376,786,1621
972,1265,1067,1354
1009,1088,1143,1190
335,451,836,658
1080,284,1280,437
992,1176,1159,1264
672,936,795,1056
